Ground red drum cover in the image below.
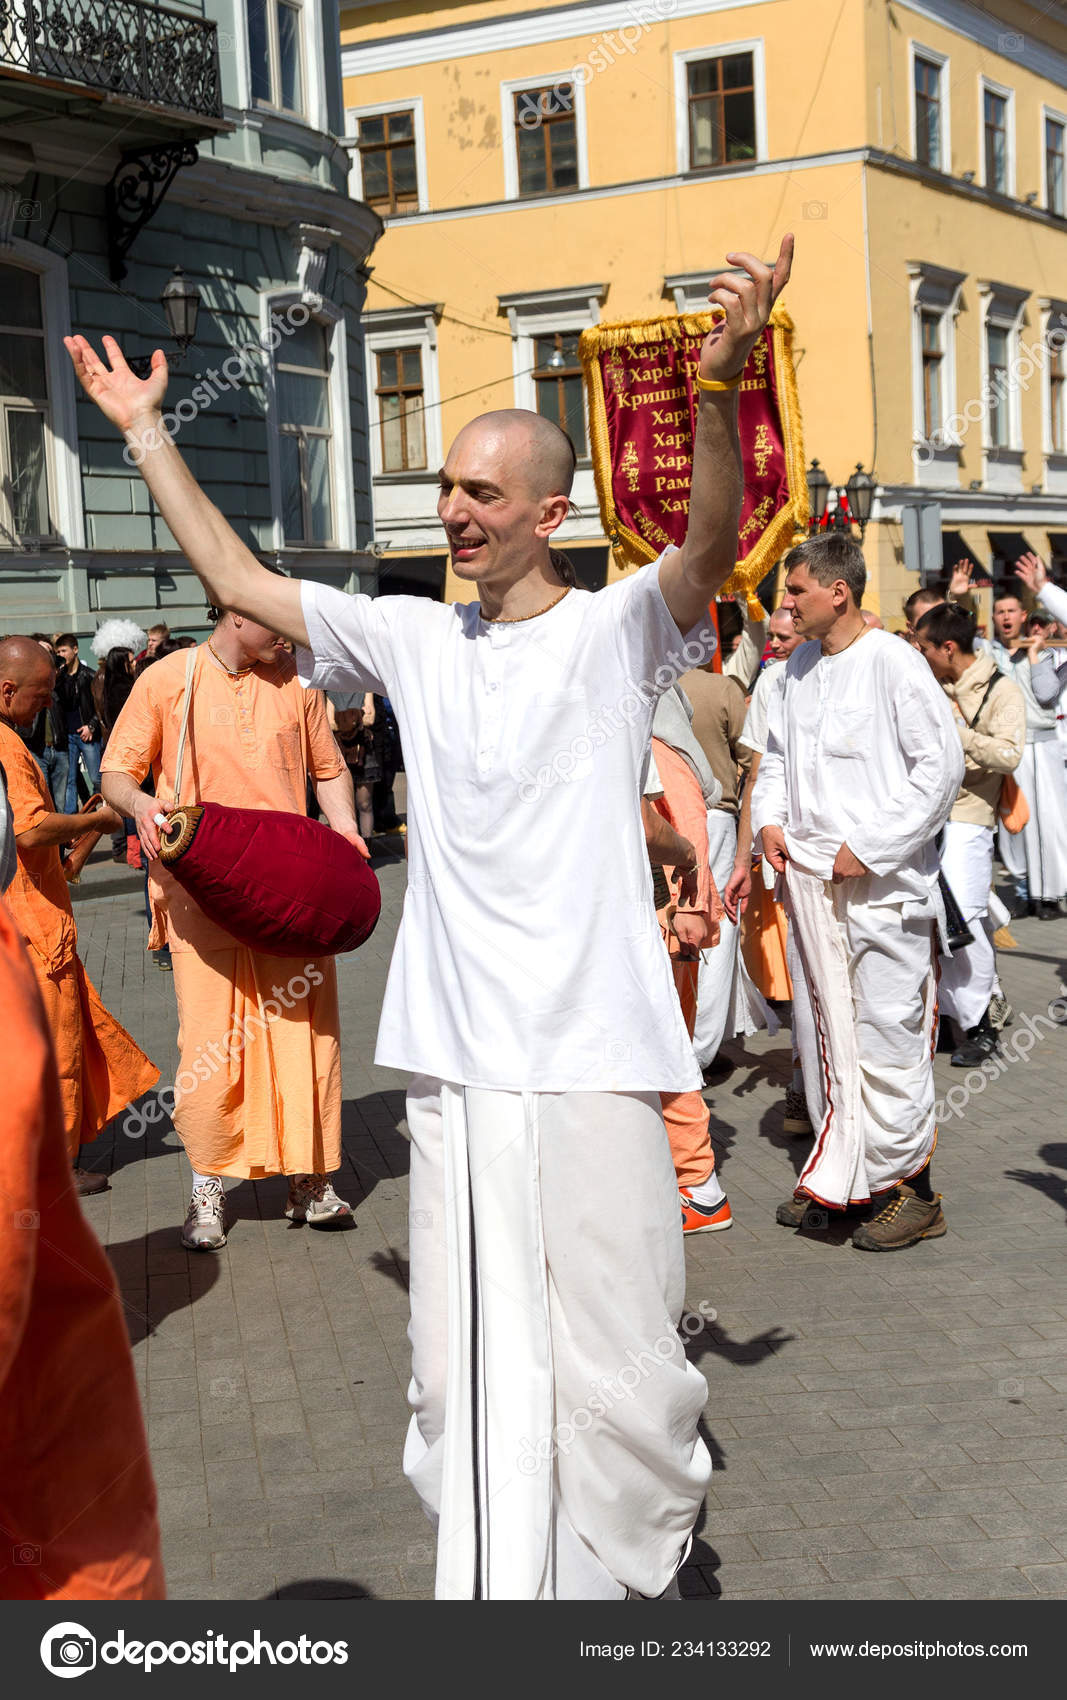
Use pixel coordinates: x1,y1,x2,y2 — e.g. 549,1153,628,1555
159,802,380,957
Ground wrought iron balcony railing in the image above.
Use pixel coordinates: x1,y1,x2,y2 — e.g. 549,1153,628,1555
0,0,223,120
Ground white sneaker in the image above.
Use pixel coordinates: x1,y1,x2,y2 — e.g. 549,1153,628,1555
181,1177,227,1250
285,1173,353,1226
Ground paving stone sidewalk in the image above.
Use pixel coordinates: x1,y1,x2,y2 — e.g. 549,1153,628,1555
72,843,1067,1602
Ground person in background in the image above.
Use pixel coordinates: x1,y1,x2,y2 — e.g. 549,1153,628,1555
135,622,170,664
752,533,962,1250
53,633,102,812
17,635,67,809
987,583,1067,917
914,603,1025,1065
91,620,147,863
0,638,159,1196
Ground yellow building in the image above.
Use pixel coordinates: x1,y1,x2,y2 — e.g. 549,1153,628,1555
339,0,1067,622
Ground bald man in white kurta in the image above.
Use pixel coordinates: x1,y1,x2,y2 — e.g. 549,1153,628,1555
298,554,715,1600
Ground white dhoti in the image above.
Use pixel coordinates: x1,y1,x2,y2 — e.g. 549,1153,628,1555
785,867,938,1207
693,810,778,1067
938,821,995,1032
403,1076,711,1600
998,736,1067,901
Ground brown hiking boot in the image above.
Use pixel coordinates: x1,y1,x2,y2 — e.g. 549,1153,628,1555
852,1185,946,1252
775,1195,829,1229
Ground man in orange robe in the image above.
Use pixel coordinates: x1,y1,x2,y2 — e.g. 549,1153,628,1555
101,609,363,1251
0,791,163,1596
0,639,158,1196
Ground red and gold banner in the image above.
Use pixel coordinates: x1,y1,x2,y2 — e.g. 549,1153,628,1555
579,305,807,617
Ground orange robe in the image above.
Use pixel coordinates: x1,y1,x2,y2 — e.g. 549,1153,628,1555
740,860,793,1001
651,738,724,1190
0,898,164,1599
101,645,346,1179
0,722,158,1158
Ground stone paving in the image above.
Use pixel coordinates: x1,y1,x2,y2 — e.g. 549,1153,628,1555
71,836,1067,1602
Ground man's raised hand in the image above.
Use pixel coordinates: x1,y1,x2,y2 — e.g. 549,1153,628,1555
1015,552,1049,595
699,233,794,383
948,559,974,599
64,335,168,436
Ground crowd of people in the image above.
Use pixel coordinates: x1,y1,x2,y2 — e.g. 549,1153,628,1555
1,231,1065,1604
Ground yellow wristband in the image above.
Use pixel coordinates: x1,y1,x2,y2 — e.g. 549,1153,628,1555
695,371,745,392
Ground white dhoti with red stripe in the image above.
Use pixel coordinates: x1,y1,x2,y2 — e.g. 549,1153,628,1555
784,865,939,1208
402,1076,711,1599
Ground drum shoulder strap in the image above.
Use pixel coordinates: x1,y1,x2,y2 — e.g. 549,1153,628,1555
172,645,198,807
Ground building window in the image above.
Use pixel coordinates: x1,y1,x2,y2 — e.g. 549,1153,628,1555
357,111,418,215
375,348,426,472
274,312,333,544
514,84,578,195
0,262,54,544
914,55,943,168
532,332,586,457
983,86,1009,192
986,323,1010,447
921,311,943,439
1050,325,1067,456
687,52,756,169
248,0,304,117
1047,115,1066,217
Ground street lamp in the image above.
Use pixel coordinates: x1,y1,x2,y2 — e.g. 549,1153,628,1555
845,464,876,540
806,459,830,529
128,266,203,378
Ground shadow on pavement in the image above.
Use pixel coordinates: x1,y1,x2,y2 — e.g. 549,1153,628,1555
107,1228,222,1347
1005,1140,1067,1219
272,1578,377,1599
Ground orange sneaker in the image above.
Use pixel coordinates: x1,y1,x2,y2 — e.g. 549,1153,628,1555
680,1188,732,1234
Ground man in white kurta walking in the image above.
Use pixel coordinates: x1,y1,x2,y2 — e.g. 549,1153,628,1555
751,534,963,1251
65,233,794,1598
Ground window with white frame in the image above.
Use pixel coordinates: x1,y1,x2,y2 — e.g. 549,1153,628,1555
498,285,605,459
1046,112,1066,217
0,261,55,545
981,80,1013,194
1045,307,1067,457
912,50,946,169
908,263,964,460
674,43,766,174
362,307,441,482
248,0,304,117
501,75,588,200
979,284,1026,454
273,310,334,544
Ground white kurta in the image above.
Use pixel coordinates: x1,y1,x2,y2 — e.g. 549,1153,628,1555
751,630,963,1205
988,631,1067,901
297,558,717,1599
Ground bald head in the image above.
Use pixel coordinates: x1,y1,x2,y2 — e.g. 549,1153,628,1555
861,610,884,629
767,605,802,660
0,635,56,728
452,409,576,501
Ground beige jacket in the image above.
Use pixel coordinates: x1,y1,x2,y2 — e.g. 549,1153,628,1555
942,651,1026,827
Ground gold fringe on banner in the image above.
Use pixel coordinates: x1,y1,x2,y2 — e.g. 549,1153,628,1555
580,304,808,617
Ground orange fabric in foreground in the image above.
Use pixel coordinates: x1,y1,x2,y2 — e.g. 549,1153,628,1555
740,866,793,1001
0,899,164,1600
0,722,158,1156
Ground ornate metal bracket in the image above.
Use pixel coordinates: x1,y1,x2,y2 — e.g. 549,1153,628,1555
106,140,198,281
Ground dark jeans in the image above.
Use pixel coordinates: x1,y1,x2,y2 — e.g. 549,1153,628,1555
64,733,102,813
35,744,69,811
